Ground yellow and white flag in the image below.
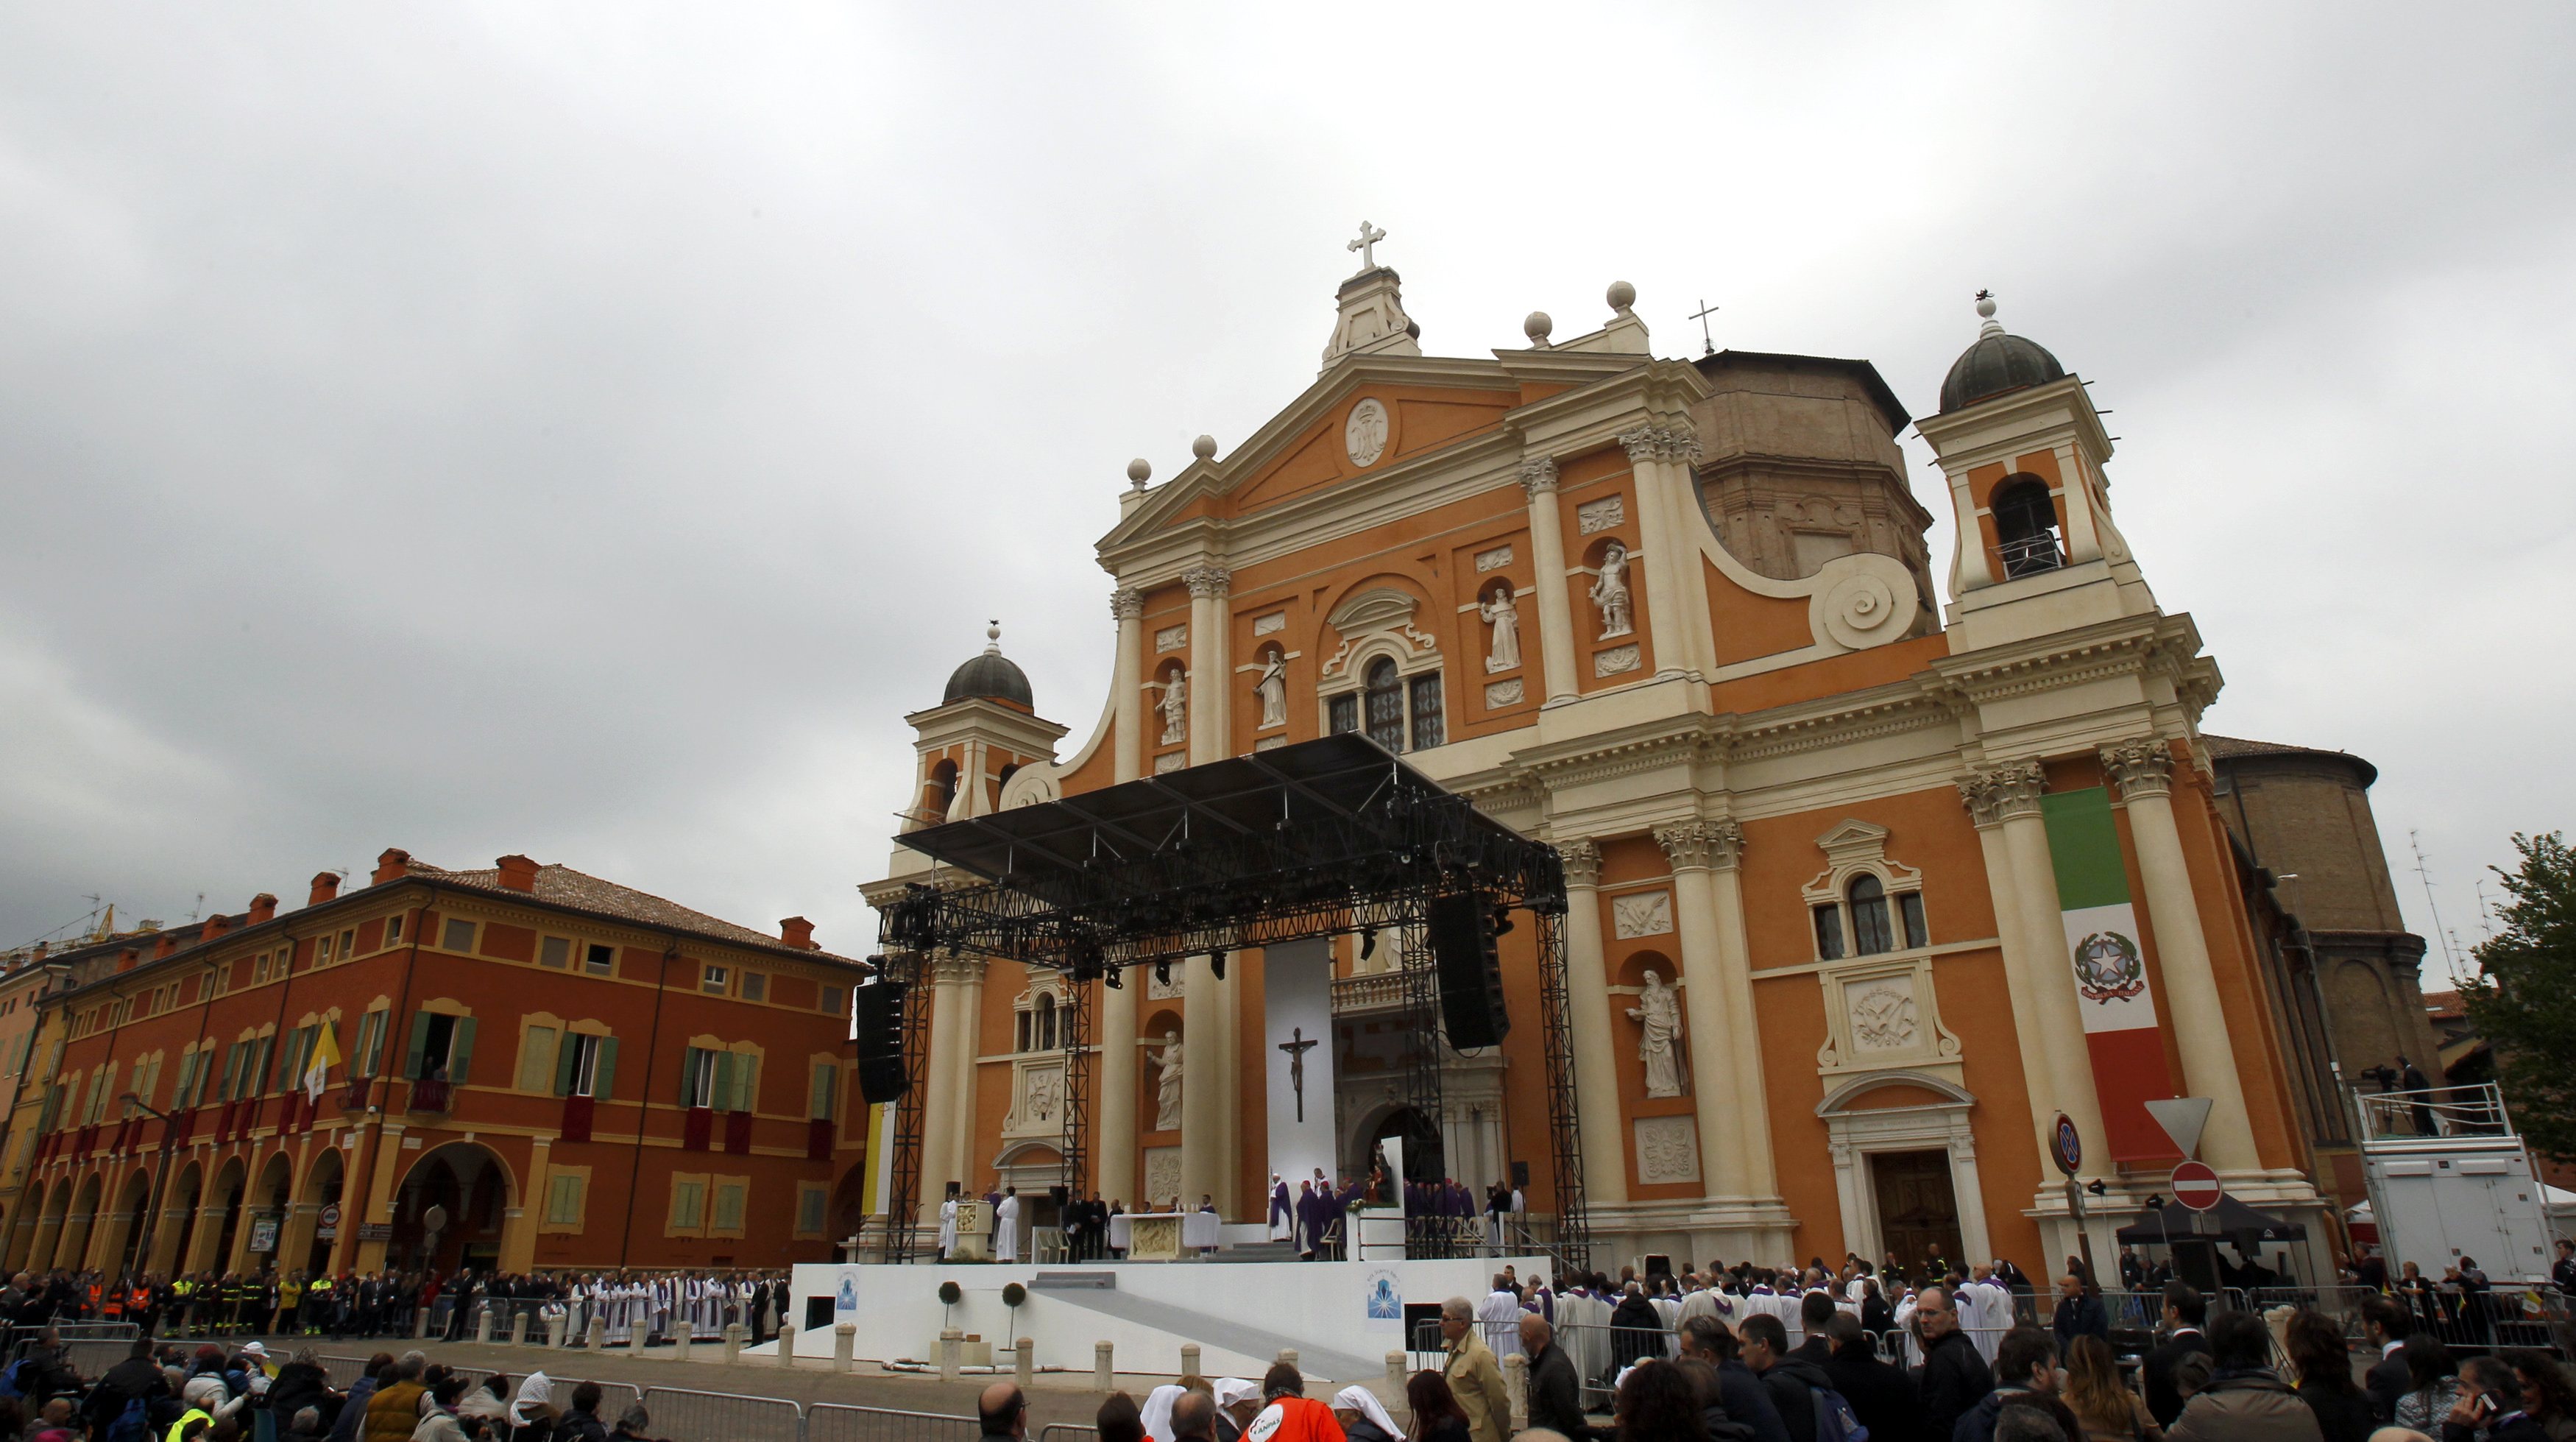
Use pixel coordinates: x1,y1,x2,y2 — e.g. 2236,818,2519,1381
304,1023,342,1103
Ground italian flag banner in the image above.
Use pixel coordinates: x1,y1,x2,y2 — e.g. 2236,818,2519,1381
2042,786,2182,1162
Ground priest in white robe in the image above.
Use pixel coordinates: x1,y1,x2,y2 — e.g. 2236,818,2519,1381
994,1188,1022,1263
1477,1279,1525,1358
938,1195,959,1259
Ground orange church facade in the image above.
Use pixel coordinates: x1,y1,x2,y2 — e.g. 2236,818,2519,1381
874,265,2338,1276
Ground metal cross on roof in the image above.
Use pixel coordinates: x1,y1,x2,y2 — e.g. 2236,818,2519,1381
1348,220,1387,271
1690,298,1720,356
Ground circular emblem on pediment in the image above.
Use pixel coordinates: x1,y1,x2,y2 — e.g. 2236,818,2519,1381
1345,397,1389,468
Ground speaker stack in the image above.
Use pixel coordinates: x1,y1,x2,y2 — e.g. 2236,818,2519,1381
853,979,910,1103
1427,891,1510,1048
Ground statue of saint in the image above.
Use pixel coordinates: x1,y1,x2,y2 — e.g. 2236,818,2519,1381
1591,542,1634,640
1158,668,1188,746
1256,652,1287,729
1479,583,1521,674
1626,969,1685,1098
1153,1026,1184,1132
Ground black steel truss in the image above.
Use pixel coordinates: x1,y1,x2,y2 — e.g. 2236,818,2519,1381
872,735,1586,1270
879,951,935,1264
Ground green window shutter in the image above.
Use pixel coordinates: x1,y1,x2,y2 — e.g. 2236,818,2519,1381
171,1053,194,1107
711,1053,736,1113
403,1014,431,1080
553,1033,580,1097
250,1039,274,1095
679,1046,703,1106
592,1036,618,1101
272,1030,300,1090
218,1045,242,1101
447,1017,477,1084
735,1055,760,1114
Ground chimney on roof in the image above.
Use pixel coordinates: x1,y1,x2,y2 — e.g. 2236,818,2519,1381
29,942,45,964
496,855,539,894
373,849,412,884
152,934,176,959
248,893,279,925
201,912,228,942
118,948,140,972
780,916,818,951
309,872,340,907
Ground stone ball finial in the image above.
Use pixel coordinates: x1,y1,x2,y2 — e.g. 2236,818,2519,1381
1191,434,1217,462
1524,311,1553,344
986,620,1002,651
1126,457,1152,489
1607,280,1637,313
1975,289,1998,319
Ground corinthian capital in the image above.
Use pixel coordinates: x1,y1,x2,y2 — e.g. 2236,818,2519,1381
1518,456,1560,497
1653,819,1744,872
1617,424,1702,466
1556,837,1602,888
1111,587,1145,622
931,952,988,986
1181,565,1233,600
1956,761,2048,827
2100,738,2176,800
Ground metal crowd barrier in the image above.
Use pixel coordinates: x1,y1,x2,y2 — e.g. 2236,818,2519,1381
808,1402,985,1442
640,1385,804,1442
62,1337,139,1374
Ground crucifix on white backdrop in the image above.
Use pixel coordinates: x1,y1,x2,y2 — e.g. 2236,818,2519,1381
1277,1025,1321,1122
1348,220,1387,270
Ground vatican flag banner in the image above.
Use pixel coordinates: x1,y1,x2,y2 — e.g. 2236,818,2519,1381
303,1021,342,1104
2042,787,2182,1162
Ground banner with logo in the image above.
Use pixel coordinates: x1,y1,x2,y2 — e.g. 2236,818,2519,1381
2042,787,2181,1162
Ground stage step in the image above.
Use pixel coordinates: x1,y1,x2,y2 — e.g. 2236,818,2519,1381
1031,1270,1117,1290
1032,1282,1384,1382
1203,1242,1302,1264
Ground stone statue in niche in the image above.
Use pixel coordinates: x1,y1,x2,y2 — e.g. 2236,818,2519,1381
1479,583,1521,674
1153,1026,1183,1131
1158,668,1188,746
1590,541,1634,640
1255,651,1287,729
1626,969,1685,1098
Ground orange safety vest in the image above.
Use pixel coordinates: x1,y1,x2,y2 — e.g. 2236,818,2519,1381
129,1287,152,1312
1244,1397,1341,1442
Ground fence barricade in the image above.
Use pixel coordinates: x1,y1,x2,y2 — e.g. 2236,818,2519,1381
639,1385,802,1442
63,1337,138,1376
808,1402,985,1442
7,1321,137,1362
1553,1323,1678,1407
319,1354,375,1388
1040,1425,1100,1442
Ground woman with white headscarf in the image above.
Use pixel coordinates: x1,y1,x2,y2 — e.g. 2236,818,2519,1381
508,1372,558,1432
1138,1384,1186,1442
1331,1385,1403,1442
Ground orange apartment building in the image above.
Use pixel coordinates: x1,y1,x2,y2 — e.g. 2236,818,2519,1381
0,850,869,1281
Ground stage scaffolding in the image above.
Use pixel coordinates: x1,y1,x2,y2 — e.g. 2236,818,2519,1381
871,734,1588,1270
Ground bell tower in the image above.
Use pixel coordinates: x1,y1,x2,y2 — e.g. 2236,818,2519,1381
902,623,1066,830
1916,294,2156,650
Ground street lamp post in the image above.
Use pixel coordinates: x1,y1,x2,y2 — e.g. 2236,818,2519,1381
118,1094,178,1293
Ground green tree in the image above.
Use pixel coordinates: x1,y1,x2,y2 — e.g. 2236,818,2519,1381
2462,831,2576,1163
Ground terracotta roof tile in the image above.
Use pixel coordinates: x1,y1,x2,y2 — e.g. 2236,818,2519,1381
408,860,858,964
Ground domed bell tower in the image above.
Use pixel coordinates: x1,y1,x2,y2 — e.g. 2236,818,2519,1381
1916,293,2156,650
902,623,1067,831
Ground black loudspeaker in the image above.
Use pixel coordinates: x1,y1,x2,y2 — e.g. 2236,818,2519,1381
854,980,909,1104
1428,891,1510,1049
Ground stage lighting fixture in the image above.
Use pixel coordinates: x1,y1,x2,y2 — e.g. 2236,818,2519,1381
1490,905,1515,936
1209,948,1227,980
1359,928,1377,960
2085,1178,2107,1197
1105,964,1124,990
1155,960,1172,987
2145,1194,2165,1210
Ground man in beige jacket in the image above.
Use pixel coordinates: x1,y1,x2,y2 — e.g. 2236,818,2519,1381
1441,1295,1512,1442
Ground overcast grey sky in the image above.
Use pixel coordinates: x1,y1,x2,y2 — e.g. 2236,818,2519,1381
3,4,2569,980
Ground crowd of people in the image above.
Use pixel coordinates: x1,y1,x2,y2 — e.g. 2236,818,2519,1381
0,1266,793,1349
0,1335,679,1442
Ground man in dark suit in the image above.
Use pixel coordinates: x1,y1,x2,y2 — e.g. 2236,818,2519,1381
2363,1293,2415,1424
1911,1284,1995,1442
1789,1291,1839,1366
1819,1314,1923,1442
2140,1281,2212,1429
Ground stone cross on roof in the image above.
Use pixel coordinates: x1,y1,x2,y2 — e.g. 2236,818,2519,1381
1348,220,1387,272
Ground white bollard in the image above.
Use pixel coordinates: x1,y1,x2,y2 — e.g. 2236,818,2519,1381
778,1320,798,1367
1181,1343,1200,1379
1094,1340,1114,1391
1504,1353,1528,1433
723,1323,743,1364
588,1316,607,1351
939,1328,963,1382
1016,1337,1034,1387
629,1320,648,1354
509,1310,528,1347
475,1307,493,1344
415,1307,431,1340
1277,1348,1298,1369
1386,1352,1406,1393
546,1314,567,1349
673,1320,693,1362
834,1322,856,1373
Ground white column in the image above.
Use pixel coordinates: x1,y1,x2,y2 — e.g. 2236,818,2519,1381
917,958,963,1214
1705,833,1778,1198
1655,821,1750,1204
2101,741,2261,1173
1984,764,2112,1154
1519,459,1582,705
947,957,988,1195
1097,972,1138,1209
1959,778,2069,1177
1112,589,1144,783
1182,564,1241,1215
1184,566,1232,765
1180,954,1222,1209
1620,426,1708,681
1951,1134,1992,1264
1557,841,1627,1207
1621,424,1714,680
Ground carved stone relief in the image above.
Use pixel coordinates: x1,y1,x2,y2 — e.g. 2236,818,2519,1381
1143,1147,1182,1207
1252,612,1286,637
1474,545,1514,573
1155,623,1187,652
1153,751,1185,774
1484,679,1524,708
1594,643,1641,677
1634,1115,1700,1185
1577,496,1627,535
1610,891,1674,939
1847,980,1920,1053
1003,1056,1066,1138
1345,398,1390,467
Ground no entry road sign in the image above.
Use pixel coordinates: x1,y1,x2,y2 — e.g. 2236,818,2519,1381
2171,1160,2222,1211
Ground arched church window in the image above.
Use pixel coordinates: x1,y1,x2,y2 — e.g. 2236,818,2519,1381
1993,477,2062,578
928,760,959,820
1035,993,1056,1051
1364,659,1406,752
1849,873,1894,955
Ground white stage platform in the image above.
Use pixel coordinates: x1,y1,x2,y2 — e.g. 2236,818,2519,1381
764,1254,1549,1382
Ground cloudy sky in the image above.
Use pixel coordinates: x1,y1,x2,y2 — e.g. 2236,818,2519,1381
3,4,2569,980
